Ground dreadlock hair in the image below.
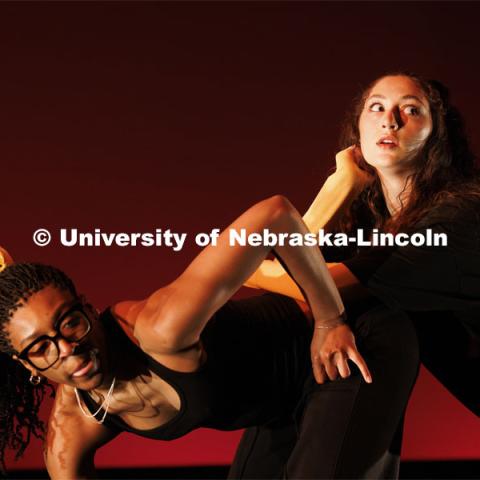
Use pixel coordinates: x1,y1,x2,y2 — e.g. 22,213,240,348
0,263,77,474
338,71,480,235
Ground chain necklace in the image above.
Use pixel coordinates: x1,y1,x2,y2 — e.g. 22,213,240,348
74,376,116,424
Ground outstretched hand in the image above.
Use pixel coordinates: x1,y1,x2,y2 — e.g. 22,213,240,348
310,322,372,384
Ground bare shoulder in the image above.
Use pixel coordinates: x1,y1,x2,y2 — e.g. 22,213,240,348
111,294,207,373
111,286,174,340
111,299,147,342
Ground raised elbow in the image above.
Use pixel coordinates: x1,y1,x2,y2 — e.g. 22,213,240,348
261,194,295,221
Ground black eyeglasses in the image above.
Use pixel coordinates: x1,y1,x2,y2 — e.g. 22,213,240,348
16,303,92,371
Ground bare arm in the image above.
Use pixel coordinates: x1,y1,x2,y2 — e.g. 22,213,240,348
133,194,344,354
244,146,372,302
237,147,373,384
129,194,371,384
303,146,371,233
45,385,119,480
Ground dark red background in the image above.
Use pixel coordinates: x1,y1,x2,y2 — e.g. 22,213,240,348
2,1,479,471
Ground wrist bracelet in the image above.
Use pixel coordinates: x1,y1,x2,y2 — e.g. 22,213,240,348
315,311,347,329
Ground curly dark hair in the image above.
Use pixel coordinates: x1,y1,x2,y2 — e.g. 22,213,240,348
0,263,77,474
338,71,480,234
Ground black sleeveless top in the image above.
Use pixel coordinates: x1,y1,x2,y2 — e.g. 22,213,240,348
80,293,313,440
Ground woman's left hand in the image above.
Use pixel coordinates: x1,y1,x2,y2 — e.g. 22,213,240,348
310,323,372,384
0,246,13,272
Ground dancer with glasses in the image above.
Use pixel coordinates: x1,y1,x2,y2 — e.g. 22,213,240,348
4,71,475,480
0,179,420,480
0,194,378,479
15,302,92,372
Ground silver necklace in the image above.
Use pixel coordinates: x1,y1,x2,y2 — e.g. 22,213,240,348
74,376,116,424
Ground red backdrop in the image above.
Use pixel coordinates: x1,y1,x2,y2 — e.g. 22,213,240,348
2,1,479,470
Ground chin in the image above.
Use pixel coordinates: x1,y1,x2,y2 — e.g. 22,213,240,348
365,154,408,171
71,354,104,389
89,372,105,389
73,371,104,391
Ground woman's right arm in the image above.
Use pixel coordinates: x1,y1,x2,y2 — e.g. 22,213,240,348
129,194,371,384
244,146,372,301
45,385,119,479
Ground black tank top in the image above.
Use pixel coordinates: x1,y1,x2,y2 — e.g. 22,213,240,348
80,293,313,440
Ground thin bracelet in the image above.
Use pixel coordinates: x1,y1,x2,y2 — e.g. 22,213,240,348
315,311,347,329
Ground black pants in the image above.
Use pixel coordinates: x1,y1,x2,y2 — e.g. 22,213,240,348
228,306,420,479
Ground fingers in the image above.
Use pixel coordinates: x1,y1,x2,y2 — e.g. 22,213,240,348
348,348,373,384
335,145,355,169
352,144,363,163
310,324,372,384
323,356,339,382
312,350,371,384
334,352,351,379
312,351,348,383
322,351,352,381
312,354,326,384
